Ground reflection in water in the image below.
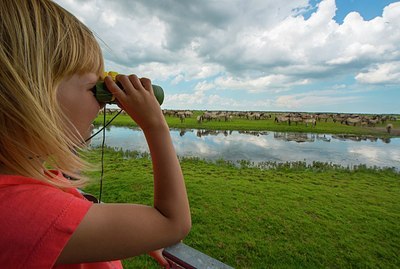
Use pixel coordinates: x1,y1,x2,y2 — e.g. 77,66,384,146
274,132,315,143
91,127,400,170
196,130,231,137
332,134,386,143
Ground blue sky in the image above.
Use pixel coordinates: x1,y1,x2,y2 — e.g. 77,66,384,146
55,0,400,114
335,0,396,22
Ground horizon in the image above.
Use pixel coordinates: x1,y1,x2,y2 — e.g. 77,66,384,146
107,106,399,116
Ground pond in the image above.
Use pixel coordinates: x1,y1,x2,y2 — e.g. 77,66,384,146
91,127,400,170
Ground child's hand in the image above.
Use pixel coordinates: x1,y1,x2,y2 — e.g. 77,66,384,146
104,74,167,132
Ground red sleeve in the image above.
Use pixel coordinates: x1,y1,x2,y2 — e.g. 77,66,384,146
0,176,92,269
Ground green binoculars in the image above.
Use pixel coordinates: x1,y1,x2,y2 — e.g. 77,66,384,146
91,81,164,105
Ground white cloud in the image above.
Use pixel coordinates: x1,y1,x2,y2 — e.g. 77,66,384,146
355,61,400,84
194,81,215,93
213,74,309,93
275,90,358,110
165,90,208,108
55,0,400,82
383,2,400,25
54,0,400,112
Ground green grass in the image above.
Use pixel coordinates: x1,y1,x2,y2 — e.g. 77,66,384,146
94,111,399,137
82,148,400,269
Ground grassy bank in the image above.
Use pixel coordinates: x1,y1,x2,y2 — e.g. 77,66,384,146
82,148,400,269
94,110,399,137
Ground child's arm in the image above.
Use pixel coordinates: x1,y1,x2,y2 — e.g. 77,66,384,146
56,74,191,264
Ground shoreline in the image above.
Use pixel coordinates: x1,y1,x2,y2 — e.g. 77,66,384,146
94,114,400,138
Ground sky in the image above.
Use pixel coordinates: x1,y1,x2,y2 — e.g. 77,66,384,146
54,0,400,114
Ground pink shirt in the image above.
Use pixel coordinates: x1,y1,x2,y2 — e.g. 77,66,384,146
0,171,123,269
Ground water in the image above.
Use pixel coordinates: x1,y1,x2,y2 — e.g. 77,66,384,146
91,127,400,170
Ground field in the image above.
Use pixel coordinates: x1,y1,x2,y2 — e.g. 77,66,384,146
94,110,400,137
82,148,400,269
89,110,400,268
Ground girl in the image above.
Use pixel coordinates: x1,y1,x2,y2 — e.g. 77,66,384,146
0,1,191,268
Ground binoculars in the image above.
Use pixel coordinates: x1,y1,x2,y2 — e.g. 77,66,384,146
91,72,164,105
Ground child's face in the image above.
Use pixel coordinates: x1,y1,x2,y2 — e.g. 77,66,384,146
57,73,102,144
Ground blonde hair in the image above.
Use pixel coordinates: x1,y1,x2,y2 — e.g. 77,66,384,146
0,0,104,188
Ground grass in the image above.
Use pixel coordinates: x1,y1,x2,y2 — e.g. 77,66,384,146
82,147,400,269
94,110,399,137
